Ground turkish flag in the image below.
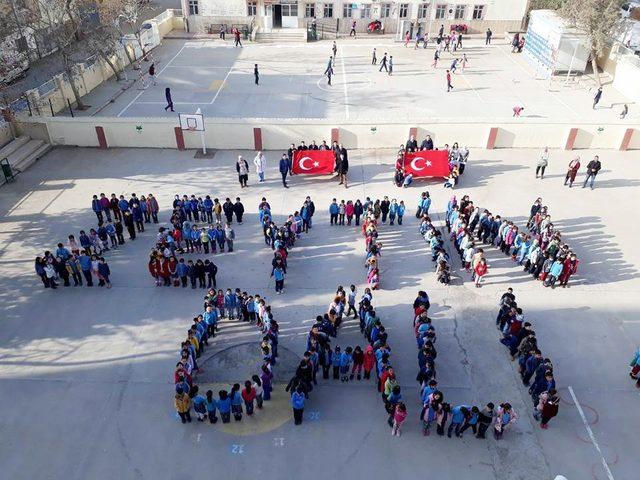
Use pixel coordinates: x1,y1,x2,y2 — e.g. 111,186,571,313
292,150,335,175
403,151,450,178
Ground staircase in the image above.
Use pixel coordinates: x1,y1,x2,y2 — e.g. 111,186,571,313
0,136,52,185
255,28,306,43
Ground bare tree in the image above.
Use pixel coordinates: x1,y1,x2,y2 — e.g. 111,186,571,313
86,0,131,80
28,0,96,109
118,0,153,60
558,0,624,85
529,0,564,10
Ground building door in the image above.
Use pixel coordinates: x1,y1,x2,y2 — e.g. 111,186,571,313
265,4,273,31
273,4,283,28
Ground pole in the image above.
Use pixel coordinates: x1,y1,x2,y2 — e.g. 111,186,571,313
49,98,54,116
565,41,579,85
67,98,74,117
195,108,206,155
26,95,32,116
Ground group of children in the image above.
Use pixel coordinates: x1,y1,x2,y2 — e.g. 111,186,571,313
164,195,242,257
258,196,316,294
523,198,579,288
147,251,219,288
496,289,560,429
363,214,383,290
414,291,520,439
298,285,409,434
34,249,112,289
329,197,406,227
174,289,279,424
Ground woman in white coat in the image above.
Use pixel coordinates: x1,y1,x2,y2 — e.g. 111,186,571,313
254,151,266,182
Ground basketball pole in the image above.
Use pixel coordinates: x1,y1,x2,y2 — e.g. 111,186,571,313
196,108,207,155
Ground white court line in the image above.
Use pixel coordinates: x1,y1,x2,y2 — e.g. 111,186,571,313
568,386,615,480
136,101,208,105
209,67,234,104
339,46,350,120
457,73,485,103
117,44,188,117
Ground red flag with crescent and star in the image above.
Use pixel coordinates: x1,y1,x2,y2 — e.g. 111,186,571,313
402,151,450,178
292,150,335,175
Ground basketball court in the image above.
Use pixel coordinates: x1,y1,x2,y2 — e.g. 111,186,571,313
81,37,635,122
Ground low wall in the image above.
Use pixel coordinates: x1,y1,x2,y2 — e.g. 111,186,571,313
17,117,639,151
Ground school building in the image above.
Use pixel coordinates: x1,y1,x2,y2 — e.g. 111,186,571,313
180,0,530,36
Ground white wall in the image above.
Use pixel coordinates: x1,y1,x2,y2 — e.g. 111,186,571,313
17,117,639,151
613,55,640,104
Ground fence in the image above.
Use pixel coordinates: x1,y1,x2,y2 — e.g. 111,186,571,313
1,9,184,128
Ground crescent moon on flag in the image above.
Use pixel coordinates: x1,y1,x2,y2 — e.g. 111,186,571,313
299,156,313,171
410,156,426,171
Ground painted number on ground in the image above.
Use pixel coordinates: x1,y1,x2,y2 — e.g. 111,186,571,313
308,411,320,420
231,444,245,454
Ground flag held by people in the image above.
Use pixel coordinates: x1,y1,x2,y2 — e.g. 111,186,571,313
292,150,335,175
403,151,450,178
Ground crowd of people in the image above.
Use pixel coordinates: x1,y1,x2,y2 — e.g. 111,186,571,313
258,196,316,294
298,285,409,434
34,192,159,289
418,194,579,288
496,289,560,429
394,139,470,189
329,197,406,227
173,290,279,424
413,291,519,439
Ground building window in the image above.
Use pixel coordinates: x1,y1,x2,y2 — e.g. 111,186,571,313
305,3,315,17
247,1,257,16
361,4,371,18
399,3,409,18
188,0,199,15
454,5,466,19
435,4,447,19
472,5,485,20
418,4,429,19
323,3,333,18
343,4,354,17
381,3,391,17
282,3,298,16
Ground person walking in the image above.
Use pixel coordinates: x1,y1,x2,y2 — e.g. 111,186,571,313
324,59,334,86
164,87,175,112
254,64,259,85
148,63,157,86
273,265,285,294
592,87,603,109
291,385,305,425
219,24,226,40
350,20,357,37
513,105,524,117
474,258,488,287
620,103,628,119
582,155,601,189
279,154,289,188
446,70,453,92
535,147,549,179
379,53,388,72
564,156,581,187
236,155,249,187
332,41,337,58
372,48,377,65
485,28,492,45
254,151,266,182
450,58,458,74
388,56,393,76
432,49,439,68
234,27,242,47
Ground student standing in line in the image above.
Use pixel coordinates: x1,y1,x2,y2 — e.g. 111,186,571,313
291,385,306,425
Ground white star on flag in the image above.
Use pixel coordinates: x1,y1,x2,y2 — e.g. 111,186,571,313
426,160,432,166
313,161,320,167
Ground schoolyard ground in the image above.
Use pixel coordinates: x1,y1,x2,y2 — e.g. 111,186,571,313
0,146,639,480
74,36,635,122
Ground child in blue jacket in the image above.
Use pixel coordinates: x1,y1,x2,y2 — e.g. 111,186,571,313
230,383,243,421
216,390,231,423
340,346,353,382
329,198,339,225
332,346,342,380
224,289,236,318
